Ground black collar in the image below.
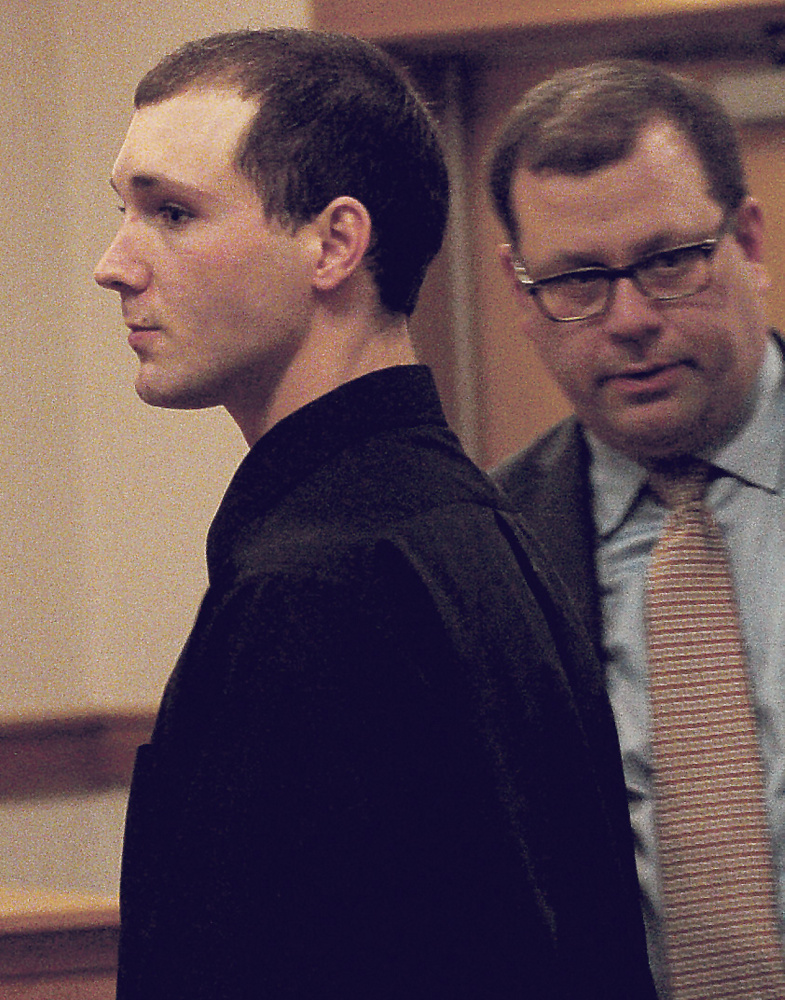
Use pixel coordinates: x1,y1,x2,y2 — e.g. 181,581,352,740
205,365,443,580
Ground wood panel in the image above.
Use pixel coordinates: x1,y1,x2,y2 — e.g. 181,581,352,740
740,121,785,327
0,712,155,800
464,56,573,467
0,886,119,999
315,0,785,53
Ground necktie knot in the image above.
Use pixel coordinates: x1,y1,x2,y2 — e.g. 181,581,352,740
648,458,710,512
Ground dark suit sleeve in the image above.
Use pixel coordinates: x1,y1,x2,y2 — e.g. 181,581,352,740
118,508,656,1000
491,420,604,653
117,544,563,1000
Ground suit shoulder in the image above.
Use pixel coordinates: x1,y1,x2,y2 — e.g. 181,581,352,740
491,417,583,501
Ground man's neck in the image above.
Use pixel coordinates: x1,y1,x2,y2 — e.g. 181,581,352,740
229,309,416,447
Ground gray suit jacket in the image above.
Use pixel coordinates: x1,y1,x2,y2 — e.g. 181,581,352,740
492,418,603,653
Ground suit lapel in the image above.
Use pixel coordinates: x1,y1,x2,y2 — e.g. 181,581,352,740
493,419,603,655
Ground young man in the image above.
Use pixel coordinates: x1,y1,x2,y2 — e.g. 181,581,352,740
95,31,655,999
489,59,784,997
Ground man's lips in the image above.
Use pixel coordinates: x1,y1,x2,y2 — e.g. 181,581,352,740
125,324,161,352
600,361,690,394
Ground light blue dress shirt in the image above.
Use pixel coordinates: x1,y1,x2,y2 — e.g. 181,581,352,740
590,337,785,998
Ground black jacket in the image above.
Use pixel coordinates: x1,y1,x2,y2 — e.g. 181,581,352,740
117,366,655,1000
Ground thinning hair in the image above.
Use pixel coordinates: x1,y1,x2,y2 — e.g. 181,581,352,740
136,29,449,316
488,59,747,247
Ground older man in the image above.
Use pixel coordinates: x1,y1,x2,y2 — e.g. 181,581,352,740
490,59,784,999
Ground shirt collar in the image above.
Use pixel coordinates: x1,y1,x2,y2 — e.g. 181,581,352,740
710,336,784,492
205,365,444,583
588,435,648,538
589,334,785,538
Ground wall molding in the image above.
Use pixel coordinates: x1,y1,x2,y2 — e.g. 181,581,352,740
0,884,119,999
314,0,785,56
0,712,155,801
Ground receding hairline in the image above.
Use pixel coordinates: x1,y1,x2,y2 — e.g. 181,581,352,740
133,77,264,110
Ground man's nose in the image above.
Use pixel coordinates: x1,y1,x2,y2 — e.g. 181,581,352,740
604,276,662,343
93,230,151,292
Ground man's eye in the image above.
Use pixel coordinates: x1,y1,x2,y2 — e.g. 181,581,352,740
563,271,605,287
159,204,192,226
547,270,606,292
645,247,702,275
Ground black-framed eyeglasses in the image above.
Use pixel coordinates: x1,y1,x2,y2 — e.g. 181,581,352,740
511,214,734,323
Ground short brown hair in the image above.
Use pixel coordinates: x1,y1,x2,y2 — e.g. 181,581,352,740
488,59,747,247
136,29,449,316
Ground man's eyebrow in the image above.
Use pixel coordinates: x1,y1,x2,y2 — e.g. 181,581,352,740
109,174,159,195
532,251,607,278
535,230,716,277
109,173,196,196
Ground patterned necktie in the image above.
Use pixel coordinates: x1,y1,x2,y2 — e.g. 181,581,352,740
645,458,785,999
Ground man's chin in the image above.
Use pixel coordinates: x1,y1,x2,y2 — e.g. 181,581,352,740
595,410,709,464
135,378,219,411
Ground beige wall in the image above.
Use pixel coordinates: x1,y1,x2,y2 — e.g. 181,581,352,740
2,0,311,717
1,0,311,894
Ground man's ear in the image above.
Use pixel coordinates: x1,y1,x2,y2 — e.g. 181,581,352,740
499,243,530,303
311,197,372,293
733,197,770,293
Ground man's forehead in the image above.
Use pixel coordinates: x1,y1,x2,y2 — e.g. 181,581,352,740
509,121,718,264
513,122,702,205
112,89,257,186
